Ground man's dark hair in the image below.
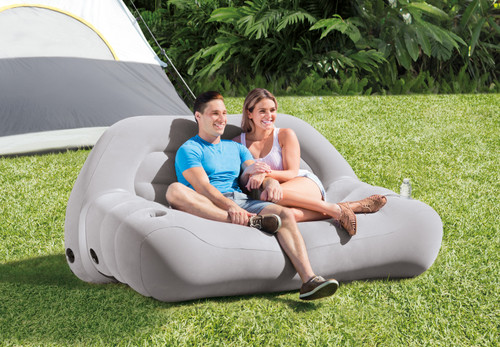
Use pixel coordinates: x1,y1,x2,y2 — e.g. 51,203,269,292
193,91,224,115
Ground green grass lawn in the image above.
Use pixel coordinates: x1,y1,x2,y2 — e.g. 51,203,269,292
1,94,498,346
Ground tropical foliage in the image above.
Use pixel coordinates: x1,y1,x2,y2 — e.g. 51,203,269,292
129,0,500,95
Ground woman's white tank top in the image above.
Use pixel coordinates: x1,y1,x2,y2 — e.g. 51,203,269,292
240,128,284,170
240,127,326,199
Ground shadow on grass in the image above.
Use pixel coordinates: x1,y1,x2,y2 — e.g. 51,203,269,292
268,296,324,312
0,254,167,345
0,254,87,288
0,254,320,344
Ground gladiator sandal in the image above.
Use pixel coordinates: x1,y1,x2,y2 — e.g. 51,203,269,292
338,204,357,236
339,194,387,214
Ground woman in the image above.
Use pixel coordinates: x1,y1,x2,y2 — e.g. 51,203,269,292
234,88,387,235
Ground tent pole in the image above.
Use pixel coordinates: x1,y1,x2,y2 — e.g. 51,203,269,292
128,0,196,107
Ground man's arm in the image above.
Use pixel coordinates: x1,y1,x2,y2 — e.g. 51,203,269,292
241,160,283,203
240,160,271,189
183,167,235,210
182,166,253,225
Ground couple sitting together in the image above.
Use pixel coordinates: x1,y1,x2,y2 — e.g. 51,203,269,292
166,89,387,301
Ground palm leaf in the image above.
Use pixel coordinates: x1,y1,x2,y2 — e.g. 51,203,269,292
276,10,317,32
208,7,242,24
469,17,486,56
247,9,281,39
414,26,432,57
430,38,453,60
460,0,479,29
348,50,386,72
200,43,231,59
407,3,448,21
395,36,411,70
404,32,420,62
310,16,361,43
488,17,500,36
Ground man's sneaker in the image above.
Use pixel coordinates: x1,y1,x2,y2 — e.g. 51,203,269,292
249,214,281,234
299,276,339,301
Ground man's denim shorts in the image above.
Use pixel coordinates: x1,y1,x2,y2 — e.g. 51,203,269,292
223,191,273,214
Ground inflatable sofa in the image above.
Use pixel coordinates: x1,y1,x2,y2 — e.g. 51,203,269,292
64,114,443,302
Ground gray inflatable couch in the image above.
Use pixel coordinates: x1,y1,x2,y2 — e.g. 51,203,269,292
64,114,443,302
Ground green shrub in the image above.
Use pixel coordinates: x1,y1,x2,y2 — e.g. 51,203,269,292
130,0,499,95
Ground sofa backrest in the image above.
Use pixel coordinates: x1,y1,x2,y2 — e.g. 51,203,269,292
72,114,356,209
130,114,356,206
133,117,198,206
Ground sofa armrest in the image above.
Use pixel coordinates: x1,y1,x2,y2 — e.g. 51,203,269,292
65,189,169,287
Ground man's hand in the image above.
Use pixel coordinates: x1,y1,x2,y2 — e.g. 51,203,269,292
227,204,254,225
240,160,271,192
260,177,283,203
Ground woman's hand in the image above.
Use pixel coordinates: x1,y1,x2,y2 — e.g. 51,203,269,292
242,161,271,177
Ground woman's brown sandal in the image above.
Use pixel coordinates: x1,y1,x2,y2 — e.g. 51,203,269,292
338,204,357,236
339,195,387,214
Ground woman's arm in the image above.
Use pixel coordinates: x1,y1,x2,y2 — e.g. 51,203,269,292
265,128,301,183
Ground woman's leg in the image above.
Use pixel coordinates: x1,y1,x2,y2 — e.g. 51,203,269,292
287,207,327,223
276,177,342,222
276,177,387,217
274,177,357,234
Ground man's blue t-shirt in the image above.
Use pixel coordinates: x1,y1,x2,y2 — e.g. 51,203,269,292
175,135,254,193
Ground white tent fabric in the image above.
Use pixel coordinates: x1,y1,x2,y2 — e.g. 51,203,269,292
0,128,108,156
0,0,191,156
0,0,162,64
0,6,116,60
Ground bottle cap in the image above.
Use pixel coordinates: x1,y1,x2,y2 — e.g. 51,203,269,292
403,178,410,183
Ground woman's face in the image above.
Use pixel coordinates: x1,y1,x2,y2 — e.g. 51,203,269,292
247,98,277,132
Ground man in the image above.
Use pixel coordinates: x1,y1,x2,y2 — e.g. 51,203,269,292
166,91,338,301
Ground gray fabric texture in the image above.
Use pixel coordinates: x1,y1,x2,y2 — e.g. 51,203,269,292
0,57,191,137
64,114,443,302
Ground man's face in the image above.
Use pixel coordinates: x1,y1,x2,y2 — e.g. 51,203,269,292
195,99,227,143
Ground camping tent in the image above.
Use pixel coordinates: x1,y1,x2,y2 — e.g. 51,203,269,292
0,0,191,156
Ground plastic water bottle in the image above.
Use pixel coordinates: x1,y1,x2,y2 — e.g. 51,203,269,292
400,178,412,199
